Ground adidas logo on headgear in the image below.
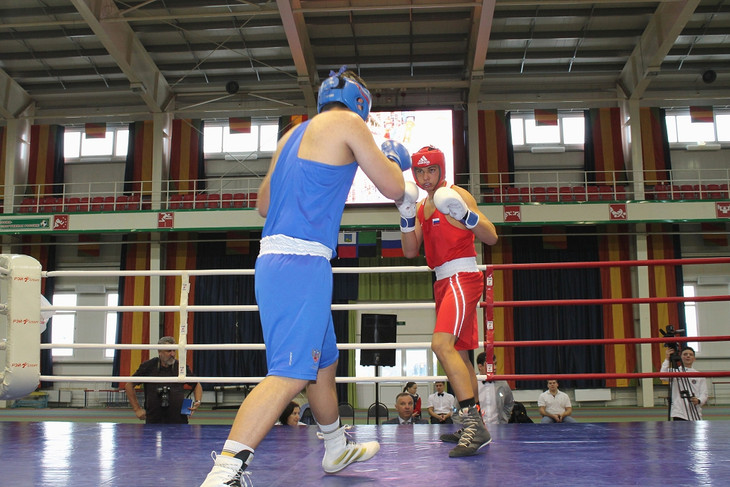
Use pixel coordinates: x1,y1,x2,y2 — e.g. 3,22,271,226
417,156,431,166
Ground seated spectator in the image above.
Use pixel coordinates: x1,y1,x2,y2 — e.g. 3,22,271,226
403,382,422,420
383,393,428,424
427,381,455,424
537,379,577,423
276,401,305,426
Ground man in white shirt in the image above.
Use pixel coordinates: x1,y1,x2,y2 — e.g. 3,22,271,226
537,379,577,423
427,381,455,424
476,353,514,425
660,346,708,421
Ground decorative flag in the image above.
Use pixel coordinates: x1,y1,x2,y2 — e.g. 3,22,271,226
84,122,107,139
337,231,357,258
534,109,558,126
358,231,377,258
226,231,251,255
542,226,568,250
381,231,404,258
701,222,728,246
229,117,252,134
689,106,714,124
77,234,101,257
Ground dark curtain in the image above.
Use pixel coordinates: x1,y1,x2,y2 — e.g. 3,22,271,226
332,258,359,402
123,122,136,194
193,236,265,391
52,125,65,194
583,109,596,183
512,227,605,389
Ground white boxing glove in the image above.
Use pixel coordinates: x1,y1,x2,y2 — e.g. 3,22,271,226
395,181,419,232
433,187,479,229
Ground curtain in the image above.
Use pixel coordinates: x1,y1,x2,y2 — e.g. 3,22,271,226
20,236,56,387
584,108,626,184
164,232,198,368
477,110,514,187
28,125,65,196
169,119,205,193
123,121,154,195
483,230,516,388
640,107,672,185
112,233,151,386
193,236,265,391
512,227,604,389
598,227,637,387
647,224,685,373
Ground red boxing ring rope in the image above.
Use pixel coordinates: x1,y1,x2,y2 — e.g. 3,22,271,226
480,256,730,384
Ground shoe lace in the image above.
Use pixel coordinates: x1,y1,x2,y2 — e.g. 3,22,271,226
316,424,352,440
456,411,479,447
209,452,254,487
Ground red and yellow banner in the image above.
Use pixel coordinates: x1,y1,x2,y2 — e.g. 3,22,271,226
117,234,151,385
640,107,671,184
587,108,625,183
169,119,203,193
690,106,714,123
483,236,515,388
598,229,636,387
534,108,558,126
647,224,682,372
84,123,107,139
164,232,197,367
28,125,63,196
229,117,251,134
477,110,511,187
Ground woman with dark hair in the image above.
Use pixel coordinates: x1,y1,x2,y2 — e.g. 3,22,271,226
403,382,421,420
277,401,305,426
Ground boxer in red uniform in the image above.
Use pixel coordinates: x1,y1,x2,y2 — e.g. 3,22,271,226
397,146,498,458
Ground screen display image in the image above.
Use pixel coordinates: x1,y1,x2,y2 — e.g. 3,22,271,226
346,109,454,205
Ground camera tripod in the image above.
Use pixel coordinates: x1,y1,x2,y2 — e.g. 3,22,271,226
665,347,702,421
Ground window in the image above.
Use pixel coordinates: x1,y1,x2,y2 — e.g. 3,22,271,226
665,109,730,145
104,292,119,359
355,348,435,378
510,112,584,148
64,126,129,161
683,284,699,352
203,119,278,157
51,293,77,357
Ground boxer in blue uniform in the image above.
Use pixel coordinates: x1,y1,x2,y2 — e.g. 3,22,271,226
201,67,411,487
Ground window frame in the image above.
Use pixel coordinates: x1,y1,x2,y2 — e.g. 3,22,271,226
63,125,130,163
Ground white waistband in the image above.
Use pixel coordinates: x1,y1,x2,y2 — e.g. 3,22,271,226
434,257,479,281
259,234,333,259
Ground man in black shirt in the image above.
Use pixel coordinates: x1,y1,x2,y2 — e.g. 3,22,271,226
124,336,203,424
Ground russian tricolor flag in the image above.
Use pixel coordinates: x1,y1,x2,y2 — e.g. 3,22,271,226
381,230,404,258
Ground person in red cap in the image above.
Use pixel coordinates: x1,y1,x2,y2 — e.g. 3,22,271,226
395,145,498,458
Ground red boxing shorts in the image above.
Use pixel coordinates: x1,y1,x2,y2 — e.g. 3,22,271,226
433,271,483,351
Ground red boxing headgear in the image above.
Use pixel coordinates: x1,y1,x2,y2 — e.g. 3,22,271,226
411,146,446,190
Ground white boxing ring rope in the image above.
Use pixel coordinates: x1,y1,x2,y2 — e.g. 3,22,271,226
0,254,728,402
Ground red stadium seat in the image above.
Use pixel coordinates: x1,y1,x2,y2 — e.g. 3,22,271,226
559,186,573,202
221,193,233,208
206,193,220,209
546,186,558,202
572,186,587,202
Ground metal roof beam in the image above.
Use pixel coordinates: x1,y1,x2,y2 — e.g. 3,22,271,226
277,0,317,110
0,68,33,119
617,0,700,100
70,0,173,112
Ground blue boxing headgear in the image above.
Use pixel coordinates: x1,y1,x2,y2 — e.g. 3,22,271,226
317,66,372,121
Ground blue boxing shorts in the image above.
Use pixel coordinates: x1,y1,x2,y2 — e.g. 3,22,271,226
254,253,339,380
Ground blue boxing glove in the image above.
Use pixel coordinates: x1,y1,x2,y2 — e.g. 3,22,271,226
381,140,411,171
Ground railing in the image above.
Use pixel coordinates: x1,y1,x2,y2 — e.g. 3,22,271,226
6,176,263,214
462,168,730,204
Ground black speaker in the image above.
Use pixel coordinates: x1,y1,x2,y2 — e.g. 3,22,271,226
360,314,397,367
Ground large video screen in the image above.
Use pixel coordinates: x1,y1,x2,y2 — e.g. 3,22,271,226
346,109,454,205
